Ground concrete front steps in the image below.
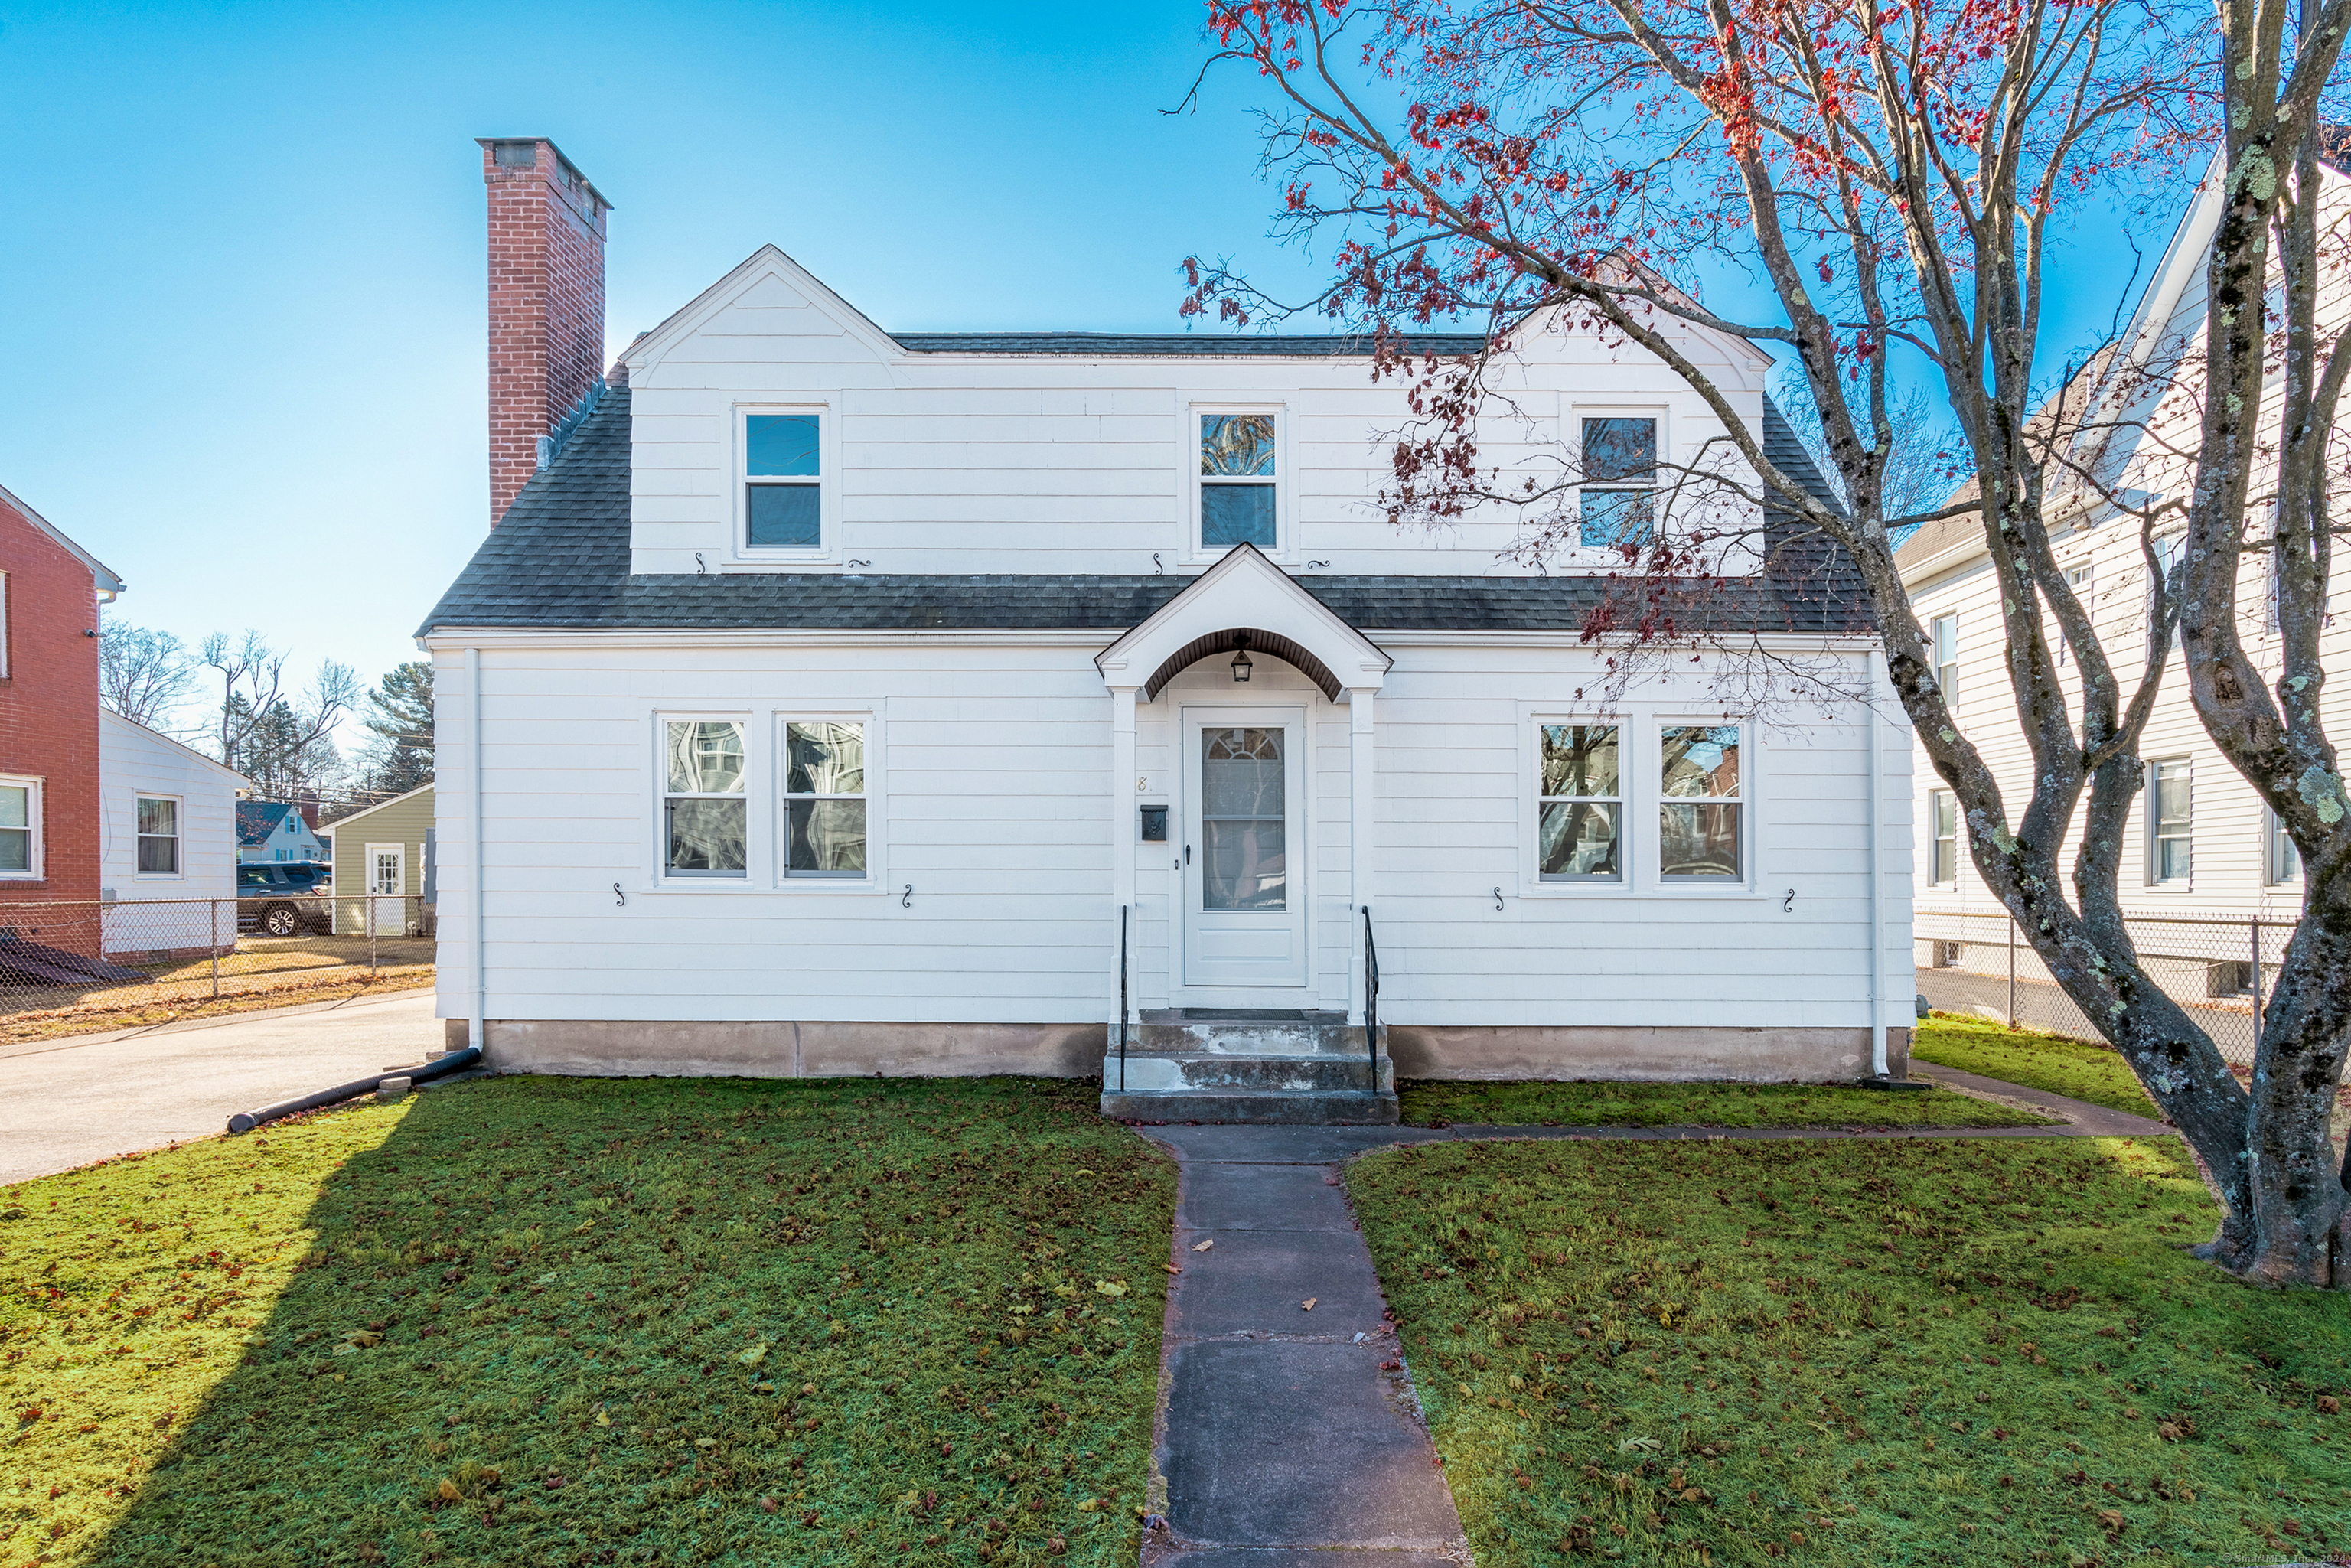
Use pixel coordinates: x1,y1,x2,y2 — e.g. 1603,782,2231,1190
1099,1009,1397,1125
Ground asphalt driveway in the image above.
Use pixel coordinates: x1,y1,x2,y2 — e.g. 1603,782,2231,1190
0,989,446,1185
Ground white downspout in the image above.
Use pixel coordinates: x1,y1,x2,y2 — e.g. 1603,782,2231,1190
468,645,486,1055
1867,647,1887,1078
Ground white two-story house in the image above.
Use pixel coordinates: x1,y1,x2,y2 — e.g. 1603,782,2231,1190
419,138,1912,1116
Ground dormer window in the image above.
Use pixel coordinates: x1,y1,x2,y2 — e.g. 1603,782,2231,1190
743,412,823,553
1198,412,1279,553
1579,417,1658,548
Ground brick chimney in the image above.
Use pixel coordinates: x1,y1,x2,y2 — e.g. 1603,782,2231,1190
480,138,611,524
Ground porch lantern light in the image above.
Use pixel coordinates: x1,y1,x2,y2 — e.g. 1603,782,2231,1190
1231,634,1254,683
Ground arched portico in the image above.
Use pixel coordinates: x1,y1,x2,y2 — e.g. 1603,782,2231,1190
1095,546,1391,1023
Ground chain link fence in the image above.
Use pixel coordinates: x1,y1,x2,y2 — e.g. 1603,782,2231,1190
1914,909,2287,1065
0,895,435,1027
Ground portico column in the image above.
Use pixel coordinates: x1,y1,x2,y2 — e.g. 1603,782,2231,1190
1347,686,1377,1026
1109,685,1139,1027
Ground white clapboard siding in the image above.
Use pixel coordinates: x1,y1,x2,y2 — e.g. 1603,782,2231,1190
619,250,1776,578
433,641,1907,1030
96,711,245,956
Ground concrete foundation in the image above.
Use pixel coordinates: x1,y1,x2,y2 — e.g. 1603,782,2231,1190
1384,1024,1910,1083
446,1018,1909,1084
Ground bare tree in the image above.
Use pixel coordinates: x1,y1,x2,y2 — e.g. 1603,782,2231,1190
96,613,199,732
199,631,360,796
1189,0,2351,1283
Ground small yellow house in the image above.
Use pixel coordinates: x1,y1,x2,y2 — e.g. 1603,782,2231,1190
325,784,435,937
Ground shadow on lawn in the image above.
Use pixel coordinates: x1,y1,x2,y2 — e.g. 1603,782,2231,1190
83,1074,1172,1568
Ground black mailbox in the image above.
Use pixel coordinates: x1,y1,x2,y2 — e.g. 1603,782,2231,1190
1140,805,1169,842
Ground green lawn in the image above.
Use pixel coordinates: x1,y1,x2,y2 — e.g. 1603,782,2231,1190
1346,1135,2351,1566
1397,1078,2053,1129
0,1076,1174,1568
1911,1013,2164,1118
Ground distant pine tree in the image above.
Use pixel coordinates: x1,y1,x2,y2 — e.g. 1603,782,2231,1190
360,661,434,795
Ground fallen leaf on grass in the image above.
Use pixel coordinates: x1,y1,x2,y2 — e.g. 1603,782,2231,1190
736,1344,768,1365
1095,1280,1128,1297
1192,1239,1214,1253
592,1409,610,1427
694,1437,718,1449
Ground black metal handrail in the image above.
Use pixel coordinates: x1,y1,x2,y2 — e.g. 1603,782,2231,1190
1117,903,1130,1093
1361,905,1379,1090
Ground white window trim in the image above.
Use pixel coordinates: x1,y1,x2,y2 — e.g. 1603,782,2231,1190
641,708,887,893
0,570,11,680
775,709,883,889
2145,757,2193,890
1930,613,1958,708
1570,403,1670,558
1184,399,1291,564
1514,708,1763,898
1927,787,1958,890
652,711,758,886
2265,804,2302,885
732,403,838,564
0,774,41,881
134,792,185,881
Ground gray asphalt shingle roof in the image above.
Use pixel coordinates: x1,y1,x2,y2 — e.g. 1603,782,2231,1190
418,383,1867,638
886,332,1492,357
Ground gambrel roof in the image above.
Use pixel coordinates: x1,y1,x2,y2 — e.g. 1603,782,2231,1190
419,379,1862,639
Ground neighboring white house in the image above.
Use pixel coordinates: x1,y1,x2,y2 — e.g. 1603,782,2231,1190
98,709,247,959
1896,152,2345,1039
235,800,325,865
418,138,1912,1100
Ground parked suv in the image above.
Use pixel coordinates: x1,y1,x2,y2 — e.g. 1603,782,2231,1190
238,862,332,936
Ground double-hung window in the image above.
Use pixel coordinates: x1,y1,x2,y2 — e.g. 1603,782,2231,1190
1930,614,1958,704
1537,725,1622,881
1199,413,1278,551
2148,758,2192,884
1929,789,1958,885
664,721,748,877
136,796,181,875
1579,418,1657,548
2268,806,2300,883
744,412,823,551
1659,725,1742,879
0,778,33,876
2057,562,2091,664
783,721,867,878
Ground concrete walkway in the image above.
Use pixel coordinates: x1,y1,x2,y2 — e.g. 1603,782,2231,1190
0,988,445,1185
1134,1078,2171,1563
1143,1124,1469,1567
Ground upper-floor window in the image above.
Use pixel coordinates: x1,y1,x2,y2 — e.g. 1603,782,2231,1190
1579,418,1657,548
137,796,181,875
1199,414,1278,552
1537,725,1621,881
744,412,823,553
2148,758,2191,884
2151,531,2185,619
783,721,868,879
664,720,748,878
0,777,37,877
1930,614,1958,704
1659,724,1741,879
2056,562,2091,664
1929,789,1958,885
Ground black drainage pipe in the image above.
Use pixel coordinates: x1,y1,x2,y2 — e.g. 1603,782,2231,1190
227,1045,484,1134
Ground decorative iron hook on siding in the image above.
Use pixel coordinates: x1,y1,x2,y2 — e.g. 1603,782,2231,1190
613,883,626,908
1492,886,1505,911
1782,888,1796,913
902,884,914,909
846,559,872,569
1152,553,1165,576
1306,559,1331,569
693,553,708,576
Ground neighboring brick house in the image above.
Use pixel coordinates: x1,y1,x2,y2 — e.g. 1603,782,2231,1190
0,482,122,948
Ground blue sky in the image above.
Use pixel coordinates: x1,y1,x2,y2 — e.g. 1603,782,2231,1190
1,0,2183,744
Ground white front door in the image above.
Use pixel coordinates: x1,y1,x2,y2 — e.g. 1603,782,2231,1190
365,843,405,937
1181,707,1307,989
